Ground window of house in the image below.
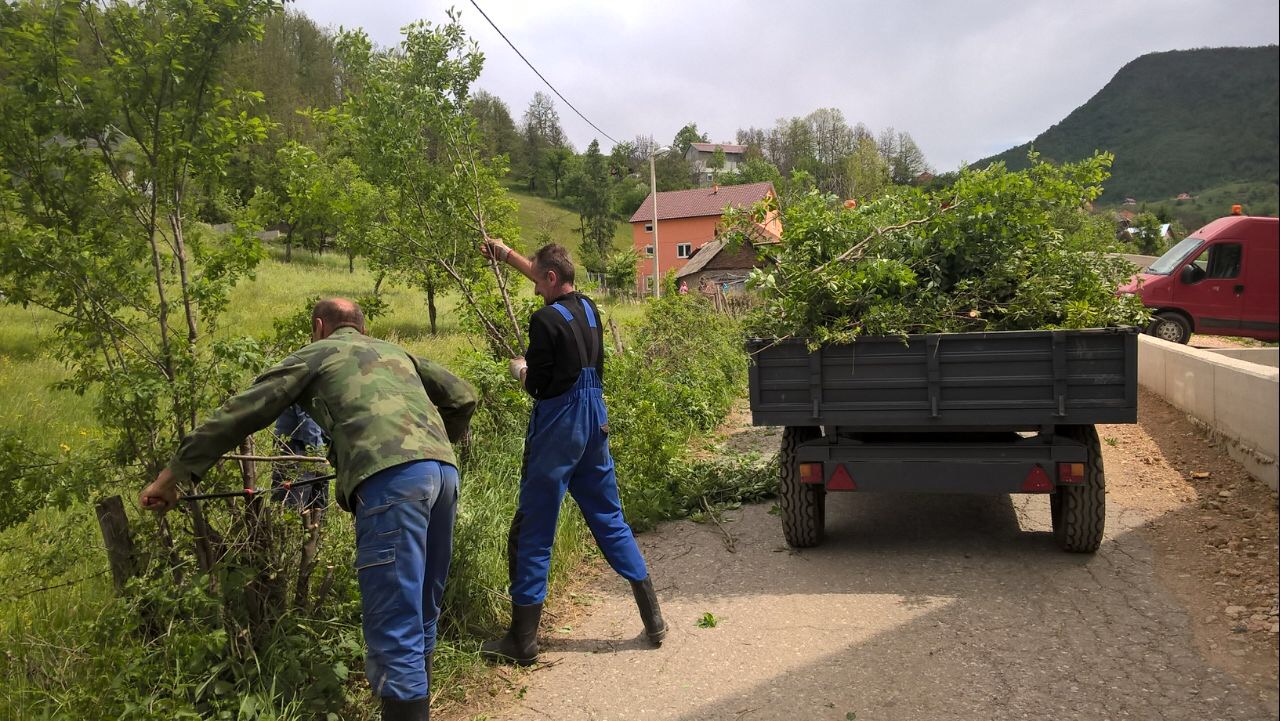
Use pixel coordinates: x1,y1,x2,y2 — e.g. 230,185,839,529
644,223,653,232
643,245,653,257
677,243,692,259
644,275,654,290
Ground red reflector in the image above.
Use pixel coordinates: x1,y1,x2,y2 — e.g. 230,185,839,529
1057,462,1086,484
1021,465,1053,493
827,464,856,491
799,463,823,484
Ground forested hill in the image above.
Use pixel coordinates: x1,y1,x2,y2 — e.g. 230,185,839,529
978,46,1279,204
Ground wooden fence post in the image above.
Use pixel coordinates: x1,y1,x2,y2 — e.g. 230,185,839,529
95,495,137,594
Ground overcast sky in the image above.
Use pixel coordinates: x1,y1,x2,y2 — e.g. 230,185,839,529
292,0,1278,171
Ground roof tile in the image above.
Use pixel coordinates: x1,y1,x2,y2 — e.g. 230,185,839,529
629,181,774,223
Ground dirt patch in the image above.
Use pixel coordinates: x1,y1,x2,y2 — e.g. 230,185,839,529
1189,334,1269,349
1101,389,1280,699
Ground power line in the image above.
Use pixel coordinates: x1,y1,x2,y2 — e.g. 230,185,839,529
468,0,620,146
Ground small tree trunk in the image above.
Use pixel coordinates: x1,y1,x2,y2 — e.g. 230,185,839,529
426,275,438,335
347,249,355,273
236,437,285,647
608,317,625,355
95,496,137,594
292,505,326,612
285,228,294,263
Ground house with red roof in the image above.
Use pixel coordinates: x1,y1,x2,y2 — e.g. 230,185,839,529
627,181,779,294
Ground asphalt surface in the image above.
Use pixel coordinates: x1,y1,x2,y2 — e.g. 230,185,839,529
481,491,1275,721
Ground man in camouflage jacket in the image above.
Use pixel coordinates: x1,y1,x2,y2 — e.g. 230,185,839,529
140,298,476,721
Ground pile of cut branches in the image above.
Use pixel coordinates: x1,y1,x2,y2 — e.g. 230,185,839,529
726,153,1149,344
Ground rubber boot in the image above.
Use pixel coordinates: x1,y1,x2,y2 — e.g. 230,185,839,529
631,577,668,645
480,602,542,666
381,697,429,721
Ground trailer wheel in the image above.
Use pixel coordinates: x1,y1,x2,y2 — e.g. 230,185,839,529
779,426,824,548
1052,425,1106,553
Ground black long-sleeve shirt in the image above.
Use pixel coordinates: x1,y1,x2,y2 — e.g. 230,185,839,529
524,292,605,400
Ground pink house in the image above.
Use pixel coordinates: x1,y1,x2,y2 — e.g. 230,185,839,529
627,181,780,294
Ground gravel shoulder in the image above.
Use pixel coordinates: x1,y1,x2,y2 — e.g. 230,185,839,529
451,390,1279,721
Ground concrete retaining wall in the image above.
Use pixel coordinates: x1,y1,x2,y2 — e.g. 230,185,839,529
1138,335,1279,490
1203,347,1279,368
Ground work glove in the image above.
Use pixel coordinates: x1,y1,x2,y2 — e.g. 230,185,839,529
508,356,527,383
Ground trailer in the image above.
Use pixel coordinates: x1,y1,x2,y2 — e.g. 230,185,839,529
747,327,1139,553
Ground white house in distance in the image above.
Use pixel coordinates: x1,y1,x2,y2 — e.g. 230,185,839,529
686,142,746,185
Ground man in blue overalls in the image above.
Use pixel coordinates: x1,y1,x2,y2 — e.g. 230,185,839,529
478,239,667,665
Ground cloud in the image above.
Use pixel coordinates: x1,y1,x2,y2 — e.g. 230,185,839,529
292,0,1279,170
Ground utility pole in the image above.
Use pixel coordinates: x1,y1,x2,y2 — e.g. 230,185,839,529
648,146,670,298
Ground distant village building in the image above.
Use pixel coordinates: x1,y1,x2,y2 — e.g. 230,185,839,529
675,223,779,294
628,181,779,294
913,171,935,185
1175,192,1194,201
685,142,747,185
1122,197,1138,206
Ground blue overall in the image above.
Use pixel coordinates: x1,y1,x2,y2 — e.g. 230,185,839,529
353,459,459,701
508,300,648,606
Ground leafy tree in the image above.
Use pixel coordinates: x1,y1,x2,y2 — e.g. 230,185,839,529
843,135,892,201
576,140,615,263
520,91,568,194
890,131,929,184
331,17,526,357
672,122,708,157
544,145,575,199
708,146,727,183
470,89,521,163
1130,211,1166,254
250,141,336,261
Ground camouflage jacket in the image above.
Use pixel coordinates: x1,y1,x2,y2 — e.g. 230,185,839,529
167,327,477,511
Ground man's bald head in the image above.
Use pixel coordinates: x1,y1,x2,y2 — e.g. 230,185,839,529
311,297,365,340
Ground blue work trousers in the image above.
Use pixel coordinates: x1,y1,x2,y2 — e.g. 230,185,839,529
353,460,458,701
509,368,648,605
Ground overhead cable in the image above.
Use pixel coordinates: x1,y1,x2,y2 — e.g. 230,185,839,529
468,0,621,145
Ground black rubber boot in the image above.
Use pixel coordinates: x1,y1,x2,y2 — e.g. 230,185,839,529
480,602,542,666
381,696,429,721
631,577,668,645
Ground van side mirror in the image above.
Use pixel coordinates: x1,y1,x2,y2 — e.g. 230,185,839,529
1180,264,1203,284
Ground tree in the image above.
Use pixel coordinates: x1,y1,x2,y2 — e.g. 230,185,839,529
333,17,526,358
890,131,929,184
470,89,521,163
1131,212,1166,254
576,140,615,266
544,146,574,199
672,122,708,157
843,135,892,202
707,146,727,183
520,91,568,194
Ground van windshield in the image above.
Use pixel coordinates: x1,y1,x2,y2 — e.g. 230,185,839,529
1146,236,1205,275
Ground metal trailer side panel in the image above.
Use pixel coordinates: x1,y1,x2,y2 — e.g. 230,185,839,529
748,328,1138,428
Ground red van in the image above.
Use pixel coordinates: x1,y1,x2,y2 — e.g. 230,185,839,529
1118,215,1279,343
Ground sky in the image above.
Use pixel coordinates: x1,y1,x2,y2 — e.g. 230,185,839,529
292,0,1279,171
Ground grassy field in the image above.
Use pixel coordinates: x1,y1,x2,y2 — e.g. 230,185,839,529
507,187,634,256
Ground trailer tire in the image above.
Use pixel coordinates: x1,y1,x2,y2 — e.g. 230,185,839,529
779,426,824,548
1052,424,1105,553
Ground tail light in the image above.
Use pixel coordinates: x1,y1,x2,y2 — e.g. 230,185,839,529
1057,462,1086,484
799,463,823,484
1021,465,1053,493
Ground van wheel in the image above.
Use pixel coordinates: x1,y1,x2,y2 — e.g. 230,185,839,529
779,426,824,548
1052,425,1105,553
1148,312,1191,344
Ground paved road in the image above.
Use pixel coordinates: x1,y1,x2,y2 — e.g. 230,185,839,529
483,491,1275,721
